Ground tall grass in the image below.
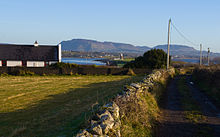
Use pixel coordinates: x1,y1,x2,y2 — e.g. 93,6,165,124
118,74,169,137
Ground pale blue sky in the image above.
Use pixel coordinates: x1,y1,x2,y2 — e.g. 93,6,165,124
0,0,219,52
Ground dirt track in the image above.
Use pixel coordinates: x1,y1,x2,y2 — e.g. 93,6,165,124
155,75,220,137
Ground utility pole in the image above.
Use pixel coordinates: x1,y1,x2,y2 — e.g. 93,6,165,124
200,44,202,66
207,48,210,66
167,18,171,70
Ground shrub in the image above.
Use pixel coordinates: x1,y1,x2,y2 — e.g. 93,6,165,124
50,62,98,69
50,62,79,68
0,72,8,77
124,49,170,69
10,69,35,76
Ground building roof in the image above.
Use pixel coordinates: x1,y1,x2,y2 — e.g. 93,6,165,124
0,44,59,61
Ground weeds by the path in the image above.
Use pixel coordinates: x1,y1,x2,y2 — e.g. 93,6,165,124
120,77,168,137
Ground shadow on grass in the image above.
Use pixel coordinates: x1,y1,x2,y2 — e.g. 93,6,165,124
0,76,143,137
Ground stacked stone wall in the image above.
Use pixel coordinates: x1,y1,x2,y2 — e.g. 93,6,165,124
76,68,175,137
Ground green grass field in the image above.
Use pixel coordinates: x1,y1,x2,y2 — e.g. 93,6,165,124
0,75,144,137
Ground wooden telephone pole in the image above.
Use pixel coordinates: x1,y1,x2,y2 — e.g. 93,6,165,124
207,48,210,66
200,44,202,66
167,19,171,70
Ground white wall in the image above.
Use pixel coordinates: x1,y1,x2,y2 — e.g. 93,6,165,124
58,44,62,62
0,60,2,66
7,61,22,67
27,61,45,67
49,61,57,65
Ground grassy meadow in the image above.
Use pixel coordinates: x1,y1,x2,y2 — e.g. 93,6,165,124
0,75,144,137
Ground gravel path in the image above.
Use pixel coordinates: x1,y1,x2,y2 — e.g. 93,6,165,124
155,75,220,137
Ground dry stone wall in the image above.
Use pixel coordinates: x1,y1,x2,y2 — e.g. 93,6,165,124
76,68,175,137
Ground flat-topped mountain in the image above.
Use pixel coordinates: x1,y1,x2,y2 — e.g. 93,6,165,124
61,39,150,54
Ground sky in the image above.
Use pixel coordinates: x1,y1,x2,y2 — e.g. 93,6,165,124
0,0,219,52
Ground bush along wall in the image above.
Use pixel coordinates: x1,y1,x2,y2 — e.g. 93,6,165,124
0,67,151,76
75,68,175,137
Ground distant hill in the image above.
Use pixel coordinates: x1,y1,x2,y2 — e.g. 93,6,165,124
154,44,220,58
61,39,220,57
61,39,150,54
154,44,198,57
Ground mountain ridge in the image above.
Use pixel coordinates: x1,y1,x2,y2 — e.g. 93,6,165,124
61,39,151,54
61,39,220,57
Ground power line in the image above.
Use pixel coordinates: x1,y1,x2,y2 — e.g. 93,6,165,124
171,21,198,47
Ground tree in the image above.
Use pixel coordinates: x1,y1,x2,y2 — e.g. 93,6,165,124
124,49,169,69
